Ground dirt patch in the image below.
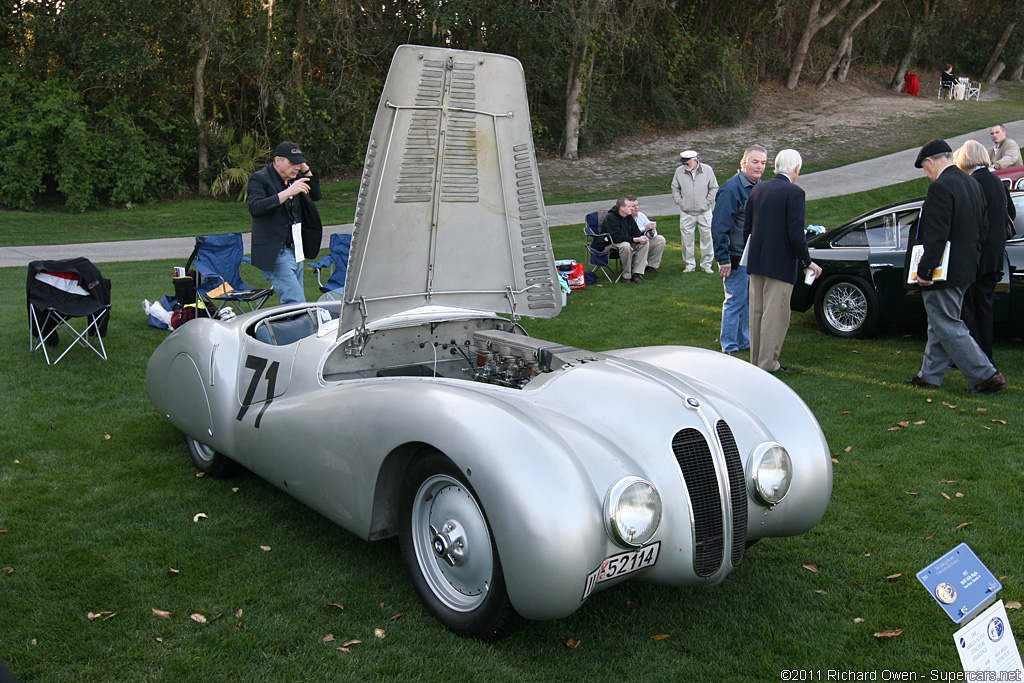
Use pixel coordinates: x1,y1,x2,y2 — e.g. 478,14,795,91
537,72,1003,197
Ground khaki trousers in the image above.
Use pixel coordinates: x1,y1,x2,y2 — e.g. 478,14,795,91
613,240,650,279
749,274,793,372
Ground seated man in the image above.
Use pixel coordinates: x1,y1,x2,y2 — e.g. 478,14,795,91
599,197,650,283
990,124,1022,170
626,195,667,273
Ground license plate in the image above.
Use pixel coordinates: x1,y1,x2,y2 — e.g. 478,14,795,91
582,541,661,600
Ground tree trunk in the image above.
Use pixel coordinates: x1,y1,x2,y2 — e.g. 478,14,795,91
291,0,307,92
786,0,853,90
815,0,885,90
193,1,216,197
986,61,1006,84
981,21,1016,82
1010,52,1024,81
836,39,853,83
562,47,591,161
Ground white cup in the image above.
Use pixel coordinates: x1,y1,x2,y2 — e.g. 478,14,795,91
804,268,816,285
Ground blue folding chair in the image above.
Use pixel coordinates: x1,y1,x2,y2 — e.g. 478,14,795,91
583,211,622,282
188,233,274,312
307,233,351,301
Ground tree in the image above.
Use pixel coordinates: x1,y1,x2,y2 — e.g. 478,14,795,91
888,0,942,93
786,0,854,90
816,0,887,89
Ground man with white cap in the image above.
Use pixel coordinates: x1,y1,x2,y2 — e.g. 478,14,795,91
671,150,718,273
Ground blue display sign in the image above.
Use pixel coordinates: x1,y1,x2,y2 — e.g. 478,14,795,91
917,543,1002,624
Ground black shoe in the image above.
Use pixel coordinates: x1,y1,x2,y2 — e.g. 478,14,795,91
631,274,643,283
969,372,1007,394
904,375,939,388
647,267,659,274
773,365,794,373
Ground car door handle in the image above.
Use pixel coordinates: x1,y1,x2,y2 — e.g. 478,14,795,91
870,263,895,268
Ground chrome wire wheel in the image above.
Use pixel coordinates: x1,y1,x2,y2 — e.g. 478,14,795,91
822,281,869,333
410,474,493,612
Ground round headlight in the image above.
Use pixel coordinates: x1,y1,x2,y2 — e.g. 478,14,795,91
604,477,662,548
751,442,793,506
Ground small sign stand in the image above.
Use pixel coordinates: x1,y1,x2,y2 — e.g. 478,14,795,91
918,543,1023,676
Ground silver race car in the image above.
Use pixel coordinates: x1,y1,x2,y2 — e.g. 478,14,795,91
147,45,832,640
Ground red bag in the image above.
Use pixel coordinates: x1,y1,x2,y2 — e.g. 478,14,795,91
567,263,586,290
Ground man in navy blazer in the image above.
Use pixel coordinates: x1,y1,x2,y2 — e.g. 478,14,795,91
905,139,1006,393
743,149,821,372
248,141,323,304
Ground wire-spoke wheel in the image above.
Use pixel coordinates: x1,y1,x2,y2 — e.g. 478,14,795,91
399,451,521,640
814,277,880,338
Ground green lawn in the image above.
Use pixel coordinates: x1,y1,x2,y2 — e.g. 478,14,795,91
2,197,1022,680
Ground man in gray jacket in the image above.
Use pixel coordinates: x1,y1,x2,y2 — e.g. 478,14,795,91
671,150,719,273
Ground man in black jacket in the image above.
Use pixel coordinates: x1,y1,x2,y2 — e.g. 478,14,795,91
906,139,1006,393
247,141,323,304
599,198,650,283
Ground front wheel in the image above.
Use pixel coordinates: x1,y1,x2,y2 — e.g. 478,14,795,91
398,452,521,640
814,277,880,338
185,436,237,478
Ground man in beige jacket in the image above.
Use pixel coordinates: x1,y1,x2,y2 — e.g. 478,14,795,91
989,124,1022,170
671,150,719,273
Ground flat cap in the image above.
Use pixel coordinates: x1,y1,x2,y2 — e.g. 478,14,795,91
914,139,952,168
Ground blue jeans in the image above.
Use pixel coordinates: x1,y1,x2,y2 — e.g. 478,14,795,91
260,247,305,305
720,264,749,353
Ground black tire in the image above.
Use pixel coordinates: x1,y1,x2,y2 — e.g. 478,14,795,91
813,276,880,338
398,451,521,640
185,436,237,478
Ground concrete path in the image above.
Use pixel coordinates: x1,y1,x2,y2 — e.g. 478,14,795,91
4,121,1022,269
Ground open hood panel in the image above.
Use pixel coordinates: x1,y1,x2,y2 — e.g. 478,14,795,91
340,45,562,338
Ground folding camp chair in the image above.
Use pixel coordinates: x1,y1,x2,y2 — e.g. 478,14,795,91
306,233,351,301
27,257,111,365
188,233,274,312
583,211,622,282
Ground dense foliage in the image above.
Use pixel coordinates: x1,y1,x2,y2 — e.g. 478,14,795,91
1,0,1021,210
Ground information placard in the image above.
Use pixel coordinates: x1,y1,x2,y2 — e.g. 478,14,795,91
953,600,1024,676
917,543,1002,624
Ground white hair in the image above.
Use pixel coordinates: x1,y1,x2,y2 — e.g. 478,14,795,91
774,149,802,175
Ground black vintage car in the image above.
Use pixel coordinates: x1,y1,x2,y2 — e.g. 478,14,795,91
791,191,1024,338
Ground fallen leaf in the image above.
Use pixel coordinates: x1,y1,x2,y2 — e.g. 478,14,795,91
374,628,386,639
209,613,222,622
235,609,243,618
566,637,581,648
939,479,958,484
323,634,336,643
925,535,934,540
336,647,351,653
926,398,933,403
87,611,114,620
13,460,19,464
865,395,871,398
914,420,926,425
885,573,902,580
814,590,828,595
626,601,640,611
190,613,207,624
955,492,964,498
854,617,865,623
327,603,344,611
877,464,885,468
831,458,839,464
977,408,988,413
343,639,361,647
1006,601,1021,610
389,613,406,621
844,446,853,453
3,567,13,575
852,349,860,354
260,545,271,552
166,568,179,575
905,492,919,496
152,608,172,619
942,401,957,409
195,472,205,478
651,634,670,640
887,426,901,431
954,522,973,532
193,513,207,523
0,530,7,533
30,639,36,646
236,623,243,631
992,419,1008,425
156,637,163,643
841,411,852,415
802,562,819,573
941,492,951,500
103,433,111,440
983,426,992,430
864,552,871,557
231,487,239,492
898,421,910,428
874,629,903,638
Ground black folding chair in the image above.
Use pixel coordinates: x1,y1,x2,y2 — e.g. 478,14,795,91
27,258,111,365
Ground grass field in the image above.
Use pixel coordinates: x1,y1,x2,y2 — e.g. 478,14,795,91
2,180,1022,680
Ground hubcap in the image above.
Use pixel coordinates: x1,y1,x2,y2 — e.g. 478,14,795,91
190,437,216,464
824,283,868,333
411,475,492,612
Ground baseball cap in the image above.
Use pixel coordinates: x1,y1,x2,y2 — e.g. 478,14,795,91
274,141,307,165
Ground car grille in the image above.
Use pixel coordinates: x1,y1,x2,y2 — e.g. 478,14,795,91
671,422,748,577
716,421,747,568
